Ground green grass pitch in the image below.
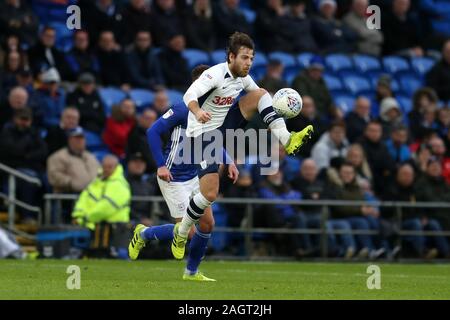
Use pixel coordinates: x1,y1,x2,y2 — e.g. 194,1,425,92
0,259,449,300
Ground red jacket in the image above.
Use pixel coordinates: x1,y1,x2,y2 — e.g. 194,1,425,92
102,117,135,157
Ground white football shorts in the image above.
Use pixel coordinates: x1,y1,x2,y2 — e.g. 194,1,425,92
157,176,200,219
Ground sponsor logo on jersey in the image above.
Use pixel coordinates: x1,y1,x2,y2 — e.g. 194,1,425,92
162,109,174,119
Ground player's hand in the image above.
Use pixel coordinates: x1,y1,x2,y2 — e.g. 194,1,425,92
157,166,173,182
195,109,212,123
228,163,239,184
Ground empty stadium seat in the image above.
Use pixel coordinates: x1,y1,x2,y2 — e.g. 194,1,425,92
382,56,410,74
323,74,344,91
129,89,154,110
398,74,423,96
396,95,413,114
182,49,210,69
367,71,401,93
334,94,355,114
352,54,382,73
325,54,353,73
211,50,226,65
343,75,372,95
242,8,256,23
48,22,74,51
98,87,127,115
411,57,435,77
253,52,268,67
268,52,297,68
297,52,314,69
167,89,184,105
84,130,104,150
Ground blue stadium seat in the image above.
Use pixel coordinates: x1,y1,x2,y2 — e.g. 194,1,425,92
129,89,154,111
285,71,297,85
182,49,210,69
242,8,256,23
84,130,104,150
48,22,74,51
382,56,410,74
323,74,344,91
411,57,435,77
167,89,184,105
98,87,127,116
342,75,372,95
325,54,353,73
268,52,297,68
92,147,111,162
398,74,423,96
297,52,314,69
334,94,355,114
396,95,413,114
352,54,382,73
253,52,268,67
211,50,226,65
250,67,266,81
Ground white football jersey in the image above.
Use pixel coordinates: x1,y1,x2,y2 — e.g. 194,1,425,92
183,62,259,137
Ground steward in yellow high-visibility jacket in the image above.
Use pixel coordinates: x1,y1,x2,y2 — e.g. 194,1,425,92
72,155,131,230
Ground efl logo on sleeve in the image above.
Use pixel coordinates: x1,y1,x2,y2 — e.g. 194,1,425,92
163,109,174,119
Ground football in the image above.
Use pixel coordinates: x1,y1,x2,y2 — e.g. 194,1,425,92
272,88,303,119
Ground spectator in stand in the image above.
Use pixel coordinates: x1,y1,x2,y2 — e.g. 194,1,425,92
47,126,99,194
151,89,171,116
125,31,165,91
417,0,450,50
345,96,372,143
343,0,384,56
385,124,412,166
45,107,80,156
64,30,100,82
213,0,252,49
436,107,450,139
287,95,327,158
126,152,156,226
408,87,439,141
78,0,124,45
72,154,131,231
0,86,29,129
96,31,131,90
126,108,158,174
358,121,396,195
428,136,450,184
381,0,424,57
277,143,302,183
121,0,153,46
285,0,318,53
382,163,448,258
292,56,336,120
255,0,291,53
373,74,395,115
1,51,25,91
258,170,313,258
257,59,288,96
0,0,39,48
158,33,191,92
426,40,450,102
311,120,349,171
379,97,404,139
35,68,66,128
312,0,358,54
150,0,184,47
184,0,216,52
327,162,381,259
0,108,47,222
15,67,35,98
103,99,136,158
66,73,106,135
27,26,66,77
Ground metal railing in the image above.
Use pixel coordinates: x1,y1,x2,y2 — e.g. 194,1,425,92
0,163,42,230
43,193,450,259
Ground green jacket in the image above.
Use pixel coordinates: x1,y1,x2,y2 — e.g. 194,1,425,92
72,164,131,230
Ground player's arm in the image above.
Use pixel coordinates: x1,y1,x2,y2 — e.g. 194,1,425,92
243,75,260,92
221,148,239,184
146,109,183,182
183,69,219,123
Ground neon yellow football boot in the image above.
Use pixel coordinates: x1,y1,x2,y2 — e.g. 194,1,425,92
128,224,146,260
183,272,216,282
171,222,188,260
285,125,314,155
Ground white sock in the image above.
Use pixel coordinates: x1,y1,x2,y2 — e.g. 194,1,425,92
257,92,290,146
179,192,213,237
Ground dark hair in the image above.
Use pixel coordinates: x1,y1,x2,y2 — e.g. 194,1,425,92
366,120,382,128
41,26,55,34
412,87,438,112
191,64,210,81
226,32,255,63
329,120,346,131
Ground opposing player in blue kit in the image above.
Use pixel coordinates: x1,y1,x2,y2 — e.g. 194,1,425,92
128,65,239,281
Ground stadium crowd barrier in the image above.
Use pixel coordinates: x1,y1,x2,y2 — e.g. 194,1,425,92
43,194,450,259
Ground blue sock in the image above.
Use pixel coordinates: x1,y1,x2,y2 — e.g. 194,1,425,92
186,227,211,275
141,224,174,241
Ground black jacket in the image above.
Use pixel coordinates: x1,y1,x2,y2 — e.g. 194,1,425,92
381,11,421,55
345,111,371,143
0,124,48,172
96,48,130,87
184,7,216,52
27,42,66,76
158,48,191,92
66,88,106,134
426,59,450,102
125,46,165,90
286,114,326,158
126,125,157,174
213,3,252,49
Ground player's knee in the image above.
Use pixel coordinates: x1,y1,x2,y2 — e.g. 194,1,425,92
202,190,218,203
255,88,268,98
199,218,215,233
